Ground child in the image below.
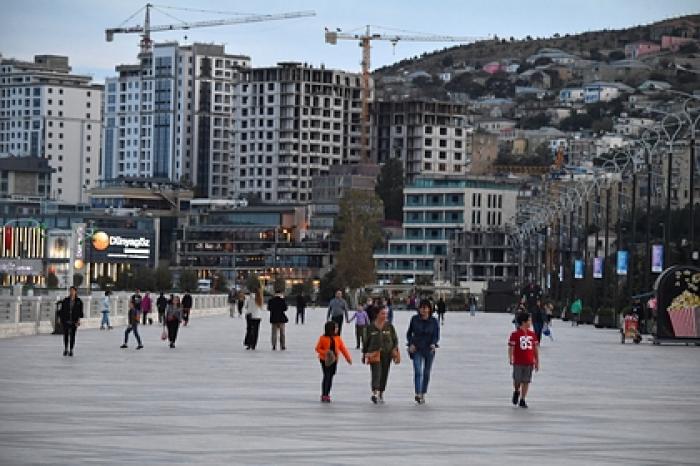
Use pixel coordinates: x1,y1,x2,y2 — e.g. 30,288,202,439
508,312,539,408
314,321,352,403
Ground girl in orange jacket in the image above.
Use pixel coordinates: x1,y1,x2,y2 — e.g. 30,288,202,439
315,321,352,402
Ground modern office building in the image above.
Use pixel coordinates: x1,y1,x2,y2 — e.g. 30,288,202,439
0,54,102,204
374,177,520,285
374,100,473,182
231,62,367,203
102,42,250,198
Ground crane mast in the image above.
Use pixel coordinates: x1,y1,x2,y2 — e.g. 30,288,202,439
325,25,486,162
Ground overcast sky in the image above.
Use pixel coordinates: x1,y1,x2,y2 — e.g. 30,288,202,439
1,0,698,83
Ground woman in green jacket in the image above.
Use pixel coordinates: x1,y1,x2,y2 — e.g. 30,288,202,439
362,305,399,404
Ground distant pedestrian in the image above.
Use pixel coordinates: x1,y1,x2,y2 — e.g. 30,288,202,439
362,305,400,404
228,290,237,318
100,290,113,330
348,305,370,349
268,289,289,350
156,292,168,324
141,292,152,325
469,294,478,316
181,290,193,326
296,294,306,325
121,300,143,350
236,291,245,317
508,312,540,409
327,290,350,335
315,321,352,403
570,298,582,327
164,295,183,348
58,286,83,356
244,288,264,350
382,297,394,324
407,299,440,404
436,297,446,325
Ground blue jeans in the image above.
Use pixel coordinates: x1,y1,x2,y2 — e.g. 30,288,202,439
124,324,142,346
100,312,110,328
412,351,435,394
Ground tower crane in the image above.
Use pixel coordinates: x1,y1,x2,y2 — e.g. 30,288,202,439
107,3,316,54
325,25,488,162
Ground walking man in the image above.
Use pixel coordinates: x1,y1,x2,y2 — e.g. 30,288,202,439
327,290,350,335
156,292,168,324
182,290,193,326
58,286,83,356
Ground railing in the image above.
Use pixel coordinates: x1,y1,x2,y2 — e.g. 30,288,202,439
0,292,229,338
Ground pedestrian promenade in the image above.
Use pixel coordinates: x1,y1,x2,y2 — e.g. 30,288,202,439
0,309,698,465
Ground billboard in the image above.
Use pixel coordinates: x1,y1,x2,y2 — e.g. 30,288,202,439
89,229,154,265
652,244,664,273
593,257,604,279
654,266,700,340
616,251,628,276
574,259,584,279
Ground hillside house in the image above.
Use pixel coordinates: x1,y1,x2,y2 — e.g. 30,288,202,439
624,41,661,59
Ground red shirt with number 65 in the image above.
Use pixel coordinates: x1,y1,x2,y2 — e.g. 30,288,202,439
508,328,538,365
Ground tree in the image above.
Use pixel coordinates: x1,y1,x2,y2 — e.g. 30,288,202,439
96,275,114,291
559,112,593,131
334,190,384,297
375,158,403,223
72,274,84,288
592,117,614,133
214,274,229,293
46,272,59,289
154,266,173,292
273,276,286,294
319,268,337,303
245,272,261,292
520,112,551,130
132,266,155,291
178,270,198,292
441,54,454,68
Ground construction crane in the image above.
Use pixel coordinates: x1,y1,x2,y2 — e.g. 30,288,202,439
107,3,316,54
325,25,488,162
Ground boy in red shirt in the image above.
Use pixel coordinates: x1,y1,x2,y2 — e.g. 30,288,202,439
508,312,540,408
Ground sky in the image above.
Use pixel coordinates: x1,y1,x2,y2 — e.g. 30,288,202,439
1,0,698,83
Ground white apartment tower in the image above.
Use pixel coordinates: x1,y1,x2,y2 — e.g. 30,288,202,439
102,42,250,198
0,55,102,204
231,62,368,203
375,100,473,182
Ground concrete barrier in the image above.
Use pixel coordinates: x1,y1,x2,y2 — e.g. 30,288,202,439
0,292,229,338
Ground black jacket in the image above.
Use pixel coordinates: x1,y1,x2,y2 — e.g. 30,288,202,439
156,295,168,311
267,296,289,323
182,294,193,309
58,297,84,324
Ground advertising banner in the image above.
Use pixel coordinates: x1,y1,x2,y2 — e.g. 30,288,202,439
89,228,154,266
652,244,664,273
593,257,603,279
558,265,563,282
616,250,628,276
654,266,700,340
574,259,584,279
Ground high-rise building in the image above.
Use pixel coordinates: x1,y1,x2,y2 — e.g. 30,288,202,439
102,42,250,198
231,62,367,203
375,100,473,182
0,55,102,204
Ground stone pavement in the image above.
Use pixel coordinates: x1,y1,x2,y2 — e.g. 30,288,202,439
0,309,698,465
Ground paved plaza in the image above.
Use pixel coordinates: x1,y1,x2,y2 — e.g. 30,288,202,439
0,309,699,465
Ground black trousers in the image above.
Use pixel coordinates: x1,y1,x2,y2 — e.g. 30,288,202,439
296,308,305,324
244,316,261,349
166,320,180,344
331,315,344,335
158,309,165,324
320,360,337,396
62,322,77,350
370,352,392,392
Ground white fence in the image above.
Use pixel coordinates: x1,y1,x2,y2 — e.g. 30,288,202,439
0,292,229,338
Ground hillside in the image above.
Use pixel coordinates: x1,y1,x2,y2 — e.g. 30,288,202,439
374,14,700,76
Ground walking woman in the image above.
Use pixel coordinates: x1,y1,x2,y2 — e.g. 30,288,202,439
236,291,245,318
362,305,400,404
314,321,352,402
100,290,113,330
244,288,264,350
164,295,183,348
407,299,440,404
268,289,288,350
121,300,143,350
58,286,83,356
349,305,370,349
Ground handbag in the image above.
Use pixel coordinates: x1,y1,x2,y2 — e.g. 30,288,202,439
160,328,168,341
324,336,337,367
366,351,381,364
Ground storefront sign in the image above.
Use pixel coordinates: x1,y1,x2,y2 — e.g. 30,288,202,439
90,229,153,263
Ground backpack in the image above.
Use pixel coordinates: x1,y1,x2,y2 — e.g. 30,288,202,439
324,336,337,367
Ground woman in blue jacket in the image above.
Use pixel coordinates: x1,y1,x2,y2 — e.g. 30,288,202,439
406,299,440,404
